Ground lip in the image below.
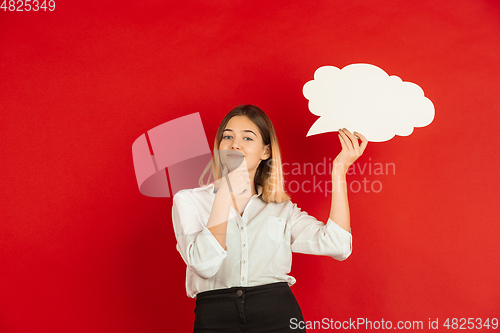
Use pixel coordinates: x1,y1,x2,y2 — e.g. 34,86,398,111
227,153,244,158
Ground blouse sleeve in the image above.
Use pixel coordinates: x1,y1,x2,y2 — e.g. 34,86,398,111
289,202,352,261
171,191,228,279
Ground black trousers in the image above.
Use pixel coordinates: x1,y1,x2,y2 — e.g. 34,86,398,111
193,282,306,333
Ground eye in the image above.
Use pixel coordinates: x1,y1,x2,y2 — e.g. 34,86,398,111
222,135,253,141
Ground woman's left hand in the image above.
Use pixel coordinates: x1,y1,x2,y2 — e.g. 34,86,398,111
332,128,368,176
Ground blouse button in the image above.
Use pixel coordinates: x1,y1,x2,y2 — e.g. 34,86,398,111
242,260,246,264
241,277,244,281
242,244,246,247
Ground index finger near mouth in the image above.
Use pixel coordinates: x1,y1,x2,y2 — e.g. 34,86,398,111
238,156,248,166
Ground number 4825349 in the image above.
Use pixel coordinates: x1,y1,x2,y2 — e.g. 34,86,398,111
1,0,56,11
443,318,498,330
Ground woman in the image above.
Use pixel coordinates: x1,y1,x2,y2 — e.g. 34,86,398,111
171,105,368,332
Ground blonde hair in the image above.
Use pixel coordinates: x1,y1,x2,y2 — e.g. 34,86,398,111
199,105,290,203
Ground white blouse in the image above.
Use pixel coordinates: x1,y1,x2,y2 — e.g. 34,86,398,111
171,182,352,298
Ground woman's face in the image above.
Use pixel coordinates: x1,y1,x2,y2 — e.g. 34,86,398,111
219,115,270,176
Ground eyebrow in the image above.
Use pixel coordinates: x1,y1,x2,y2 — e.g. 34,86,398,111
223,129,257,137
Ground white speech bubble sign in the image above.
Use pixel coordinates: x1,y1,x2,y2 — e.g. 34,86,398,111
303,64,435,142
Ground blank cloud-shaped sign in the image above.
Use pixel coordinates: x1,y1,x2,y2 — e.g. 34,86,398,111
303,64,435,142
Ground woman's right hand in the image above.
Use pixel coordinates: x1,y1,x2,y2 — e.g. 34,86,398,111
219,159,251,197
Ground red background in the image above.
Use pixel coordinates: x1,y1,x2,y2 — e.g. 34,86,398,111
1,0,499,331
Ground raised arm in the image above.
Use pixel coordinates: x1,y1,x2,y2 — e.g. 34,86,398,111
207,161,252,250
206,185,232,251
329,128,368,232
172,191,229,279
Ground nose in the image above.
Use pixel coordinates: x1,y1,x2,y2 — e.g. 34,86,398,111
229,141,244,156
230,139,242,150
230,146,242,156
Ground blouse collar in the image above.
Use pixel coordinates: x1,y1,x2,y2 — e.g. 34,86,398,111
200,182,263,197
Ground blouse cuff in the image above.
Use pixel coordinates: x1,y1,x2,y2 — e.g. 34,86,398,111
327,217,352,236
326,217,352,259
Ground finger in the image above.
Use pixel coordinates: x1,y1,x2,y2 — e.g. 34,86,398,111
221,164,229,177
338,131,349,151
354,131,369,153
232,159,250,186
236,156,249,173
241,164,250,184
224,173,234,193
221,164,234,192
342,128,360,153
239,167,250,184
339,129,354,151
